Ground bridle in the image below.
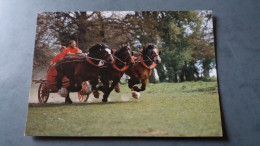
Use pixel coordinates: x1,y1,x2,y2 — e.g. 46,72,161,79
138,48,159,69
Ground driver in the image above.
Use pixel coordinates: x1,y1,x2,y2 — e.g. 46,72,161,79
63,40,82,57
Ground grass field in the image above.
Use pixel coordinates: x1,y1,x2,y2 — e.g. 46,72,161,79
25,81,222,137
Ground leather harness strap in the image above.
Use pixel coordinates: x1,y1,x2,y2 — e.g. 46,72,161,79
112,59,128,72
86,56,100,66
139,56,157,69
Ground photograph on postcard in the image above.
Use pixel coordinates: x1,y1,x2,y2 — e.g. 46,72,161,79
25,11,222,137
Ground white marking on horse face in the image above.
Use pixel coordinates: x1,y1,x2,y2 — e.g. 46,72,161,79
105,48,112,54
153,48,159,56
153,48,161,63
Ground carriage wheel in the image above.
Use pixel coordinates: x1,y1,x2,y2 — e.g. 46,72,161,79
38,83,50,103
78,92,87,102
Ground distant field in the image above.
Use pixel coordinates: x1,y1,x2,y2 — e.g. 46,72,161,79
25,81,222,137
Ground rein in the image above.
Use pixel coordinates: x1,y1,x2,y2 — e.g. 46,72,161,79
86,56,106,67
113,55,126,64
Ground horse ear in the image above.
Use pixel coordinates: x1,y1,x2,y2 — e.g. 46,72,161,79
120,44,125,48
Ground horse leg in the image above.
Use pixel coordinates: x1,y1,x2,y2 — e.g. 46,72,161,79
114,83,120,93
101,80,110,102
84,94,90,102
90,79,99,98
129,77,144,92
65,91,72,104
74,76,83,91
56,73,63,89
102,80,119,102
133,79,147,92
128,78,147,99
128,78,140,89
63,80,76,104
97,77,106,92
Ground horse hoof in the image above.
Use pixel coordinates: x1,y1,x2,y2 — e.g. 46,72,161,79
102,99,108,102
93,90,100,98
65,100,72,104
115,88,120,93
131,91,140,99
114,83,120,93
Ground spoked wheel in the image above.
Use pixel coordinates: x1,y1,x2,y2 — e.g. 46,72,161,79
38,83,50,103
78,92,89,102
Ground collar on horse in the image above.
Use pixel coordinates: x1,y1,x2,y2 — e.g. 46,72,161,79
139,56,157,69
112,57,128,72
86,56,105,67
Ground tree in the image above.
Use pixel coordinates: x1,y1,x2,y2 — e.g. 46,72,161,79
33,11,216,82
156,11,201,82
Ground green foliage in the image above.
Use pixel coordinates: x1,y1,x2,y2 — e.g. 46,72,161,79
33,11,216,82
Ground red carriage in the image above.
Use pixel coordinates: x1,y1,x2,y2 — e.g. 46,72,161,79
33,65,89,103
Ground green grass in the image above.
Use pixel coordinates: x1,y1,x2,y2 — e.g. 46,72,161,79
25,81,222,137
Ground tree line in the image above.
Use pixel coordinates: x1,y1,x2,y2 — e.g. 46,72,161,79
33,11,216,82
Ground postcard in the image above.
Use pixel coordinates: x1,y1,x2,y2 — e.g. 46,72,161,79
25,11,222,137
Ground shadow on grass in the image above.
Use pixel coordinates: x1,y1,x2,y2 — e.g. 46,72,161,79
28,101,133,108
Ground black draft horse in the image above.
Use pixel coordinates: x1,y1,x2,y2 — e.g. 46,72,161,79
55,43,113,104
125,44,161,99
98,44,134,102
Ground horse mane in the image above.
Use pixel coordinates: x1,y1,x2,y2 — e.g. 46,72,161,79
88,43,109,54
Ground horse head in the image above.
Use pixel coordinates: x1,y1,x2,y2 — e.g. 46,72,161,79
88,43,114,64
114,44,134,65
142,43,161,64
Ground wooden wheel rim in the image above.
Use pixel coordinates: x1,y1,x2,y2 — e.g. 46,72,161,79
38,83,50,103
78,92,87,102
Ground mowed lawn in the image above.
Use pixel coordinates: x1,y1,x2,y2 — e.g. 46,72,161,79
25,81,222,137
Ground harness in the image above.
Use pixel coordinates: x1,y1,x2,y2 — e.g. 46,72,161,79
138,56,157,69
112,55,129,72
